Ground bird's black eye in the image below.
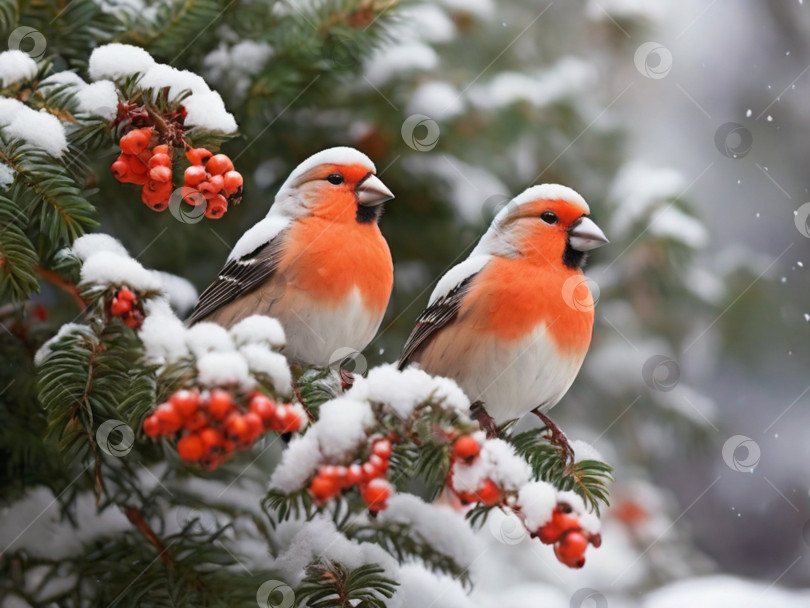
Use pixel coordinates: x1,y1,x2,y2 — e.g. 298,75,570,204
327,173,344,185
540,211,558,224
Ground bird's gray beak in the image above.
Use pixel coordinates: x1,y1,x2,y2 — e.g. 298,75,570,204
356,174,394,206
569,217,609,251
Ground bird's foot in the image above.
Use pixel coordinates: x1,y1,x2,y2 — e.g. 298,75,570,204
531,409,575,465
339,368,355,391
471,401,499,439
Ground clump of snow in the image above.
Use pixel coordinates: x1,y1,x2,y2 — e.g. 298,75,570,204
229,315,285,348
408,81,464,121
182,90,238,133
315,397,374,459
607,162,685,238
269,433,323,493
451,437,530,493
88,43,156,81
379,494,479,569
185,322,234,358
468,57,597,110
34,323,92,366
0,50,38,87
556,490,600,534
239,343,292,396
516,481,558,530
364,42,438,86
570,439,603,463
0,98,68,157
644,575,810,608
348,364,470,419
392,563,476,608
586,0,667,24
137,64,210,102
151,270,198,316
196,351,251,387
203,41,273,101
649,205,708,249
269,516,397,586
394,4,457,44
67,233,130,261
0,162,14,188
80,251,162,291
437,0,494,19
75,80,119,120
138,299,190,364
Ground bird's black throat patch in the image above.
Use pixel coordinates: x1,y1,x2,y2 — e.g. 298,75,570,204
563,243,587,269
356,204,383,224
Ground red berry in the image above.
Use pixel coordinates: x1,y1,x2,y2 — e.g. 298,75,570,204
537,521,563,544
185,147,212,166
207,389,234,420
372,438,392,460
249,393,277,426
154,403,183,434
475,479,502,506
152,144,170,156
204,194,228,219
110,296,132,317
243,412,264,441
452,436,480,462
149,153,172,168
361,479,392,513
361,461,379,482
588,532,602,548
368,454,389,475
148,165,172,183
177,434,205,462
183,165,207,187
120,127,153,155
320,465,341,484
185,410,209,431
222,171,243,197
224,413,250,444
111,159,130,182
199,427,225,450
310,474,339,502
205,154,234,176
122,311,143,329
551,506,581,535
143,415,161,438
346,464,364,486
554,531,588,569
180,186,206,207
118,288,136,302
280,406,303,432
141,182,172,211
335,466,350,489
222,439,237,454
169,389,200,418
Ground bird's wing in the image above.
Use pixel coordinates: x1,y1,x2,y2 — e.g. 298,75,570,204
398,255,491,369
186,216,291,325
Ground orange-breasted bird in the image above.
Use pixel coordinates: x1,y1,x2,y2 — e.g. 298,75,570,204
188,147,395,368
399,184,608,453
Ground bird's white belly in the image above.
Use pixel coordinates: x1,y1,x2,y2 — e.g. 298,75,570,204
460,325,585,424
275,287,382,368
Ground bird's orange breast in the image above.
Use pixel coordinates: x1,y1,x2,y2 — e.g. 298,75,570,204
462,256,594,353
279,216,393,314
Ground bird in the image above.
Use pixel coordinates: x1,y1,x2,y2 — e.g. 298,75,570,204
398,184,608,458
188,147,395,369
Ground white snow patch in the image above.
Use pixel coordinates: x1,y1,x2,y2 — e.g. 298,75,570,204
408,81,464,121
0,162,14,188
138,299,190,364
392,563,476,608
75,80,119,119
239,343,292,396
517,481,558,530
608,162,684,237
315,397,374,460
185,322,235,357
586,0,667,23
152,271,198,316
137,64,210,101
364,42,439,86
88,43,156,81
68,233,129,261
34,323,92,366
570,439,603,463
649,206,708,249
269,433,323,493
644,575,810,608
183,91,238,133
80,252,161,290
0,50,37,87
452,437,530,493
229,315,286,348
437,0,494,19
2,104,68,157
196,351,250,387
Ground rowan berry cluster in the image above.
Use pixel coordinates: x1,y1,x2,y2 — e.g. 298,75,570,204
534,503,602,569
308,436,394,513
446,435,504,506
108,287,143,329
110,103,242,218
143,389,303,470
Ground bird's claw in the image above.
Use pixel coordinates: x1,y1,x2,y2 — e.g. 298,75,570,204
471,401,499,439
531,409,575,465
339,368,355,391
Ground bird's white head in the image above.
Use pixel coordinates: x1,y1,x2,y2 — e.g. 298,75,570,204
270,146,394,224
472,184,608,268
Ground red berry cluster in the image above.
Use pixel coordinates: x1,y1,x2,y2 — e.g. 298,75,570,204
308,437,394,513
109,287,143,329
143,389,303,470
534,504,602,568
445,435,504,507
181,149,243,219
111,127,177,212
